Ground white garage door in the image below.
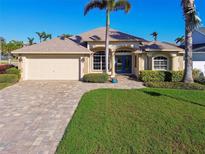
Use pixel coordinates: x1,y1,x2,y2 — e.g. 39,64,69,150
26,58,79,80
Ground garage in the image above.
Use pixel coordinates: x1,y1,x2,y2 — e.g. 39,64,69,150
26,58,80,80
11,37,90,81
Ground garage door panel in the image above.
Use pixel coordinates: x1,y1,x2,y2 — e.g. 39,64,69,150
27,58,79,80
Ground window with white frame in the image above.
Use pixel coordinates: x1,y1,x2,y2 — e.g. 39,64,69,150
93,51,106,70
153,56,168,70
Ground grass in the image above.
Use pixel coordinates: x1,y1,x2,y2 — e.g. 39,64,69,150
56,88,205,154
0,73,19,90
0,82,13,90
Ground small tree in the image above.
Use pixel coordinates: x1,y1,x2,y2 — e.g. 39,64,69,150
36,32,46,42
151,32,158,41
175,36,185,45
27,37,35,45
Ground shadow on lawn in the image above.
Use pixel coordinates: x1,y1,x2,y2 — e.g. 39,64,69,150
142,90,205,108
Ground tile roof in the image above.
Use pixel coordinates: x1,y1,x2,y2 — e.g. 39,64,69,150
197,27,205,35
12,37,90,54
70,27,148,43
142,41,184,52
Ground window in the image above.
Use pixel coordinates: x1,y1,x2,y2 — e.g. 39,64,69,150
93,51,106,70
153,56,168,70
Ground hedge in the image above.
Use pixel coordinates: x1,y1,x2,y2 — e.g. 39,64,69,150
6,67,20,75
145,82,205,90
0,64,14,74
0,74,19,83
83,73,109,83
139,70,200,82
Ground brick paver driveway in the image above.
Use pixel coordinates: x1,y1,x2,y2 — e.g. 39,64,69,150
0,78,144,154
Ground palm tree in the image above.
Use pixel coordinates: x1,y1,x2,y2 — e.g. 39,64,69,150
43,34,52,41
181,0,201,83
151,32,158,41
84,0,131,74
27,37,35,45
36,32,46,42
175,36,185,45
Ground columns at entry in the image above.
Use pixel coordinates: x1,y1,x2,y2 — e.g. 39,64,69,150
147,53,153,70
171,54,178,71
111,51,116,77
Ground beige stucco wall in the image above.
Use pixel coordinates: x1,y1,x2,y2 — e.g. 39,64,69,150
16,41,185,80
87,41,185,77
133,51,185,77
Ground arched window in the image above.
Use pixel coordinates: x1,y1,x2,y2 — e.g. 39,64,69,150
93,51,106,70
154,56,168,70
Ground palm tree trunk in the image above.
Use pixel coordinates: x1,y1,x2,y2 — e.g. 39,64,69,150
105,9,110,74
183,23,194,83
183,0,194,83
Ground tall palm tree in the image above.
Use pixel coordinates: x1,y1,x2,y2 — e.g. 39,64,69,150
43,34,52,41
27,37,35,45
151,32,158,41
84,0,131,74
181,0,201,83
175,36,185,45
36,32,46,42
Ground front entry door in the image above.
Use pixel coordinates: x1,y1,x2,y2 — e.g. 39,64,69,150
115,55,132,74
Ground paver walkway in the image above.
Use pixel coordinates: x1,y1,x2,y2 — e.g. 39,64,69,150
0,77,144,154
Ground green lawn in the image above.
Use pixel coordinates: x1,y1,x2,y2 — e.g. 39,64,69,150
0,83,13,90
56,88,205,154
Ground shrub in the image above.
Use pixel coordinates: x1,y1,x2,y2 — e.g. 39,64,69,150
139,70,183,82
0,64,14,74
139,71,166,82
140,70,202,82
6,67,20,75
171,71,183,82
193,69,201,81
83,73,109,83
145,82,205,90
0,74,19,83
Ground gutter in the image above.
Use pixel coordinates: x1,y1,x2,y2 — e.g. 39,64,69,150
11,52,91,55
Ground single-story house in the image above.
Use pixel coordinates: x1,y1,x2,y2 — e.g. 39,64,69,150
12,27,184,80
192,27,205,74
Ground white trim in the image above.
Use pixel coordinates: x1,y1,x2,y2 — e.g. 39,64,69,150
24,58,28,80
145,49,184,52
196,29,205,37
115,52,132,56
194,46,205,52
152,55,170,71
12,52,90,55
80,57,84,79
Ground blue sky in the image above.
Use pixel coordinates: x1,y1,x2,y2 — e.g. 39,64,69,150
0,0,204,43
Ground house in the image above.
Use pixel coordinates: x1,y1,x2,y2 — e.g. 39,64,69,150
12,27,184,80
192,27,205,74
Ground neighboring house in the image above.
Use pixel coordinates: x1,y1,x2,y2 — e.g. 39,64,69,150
192,27,205,74
12,27,184,80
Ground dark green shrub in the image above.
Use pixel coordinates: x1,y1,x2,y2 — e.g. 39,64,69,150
171,71,183,82
139,71,166,82
83,73,109,83
6,67,20,75
145,82,205,90
0,74,19,83
139,70,183,82
6,67,21,79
